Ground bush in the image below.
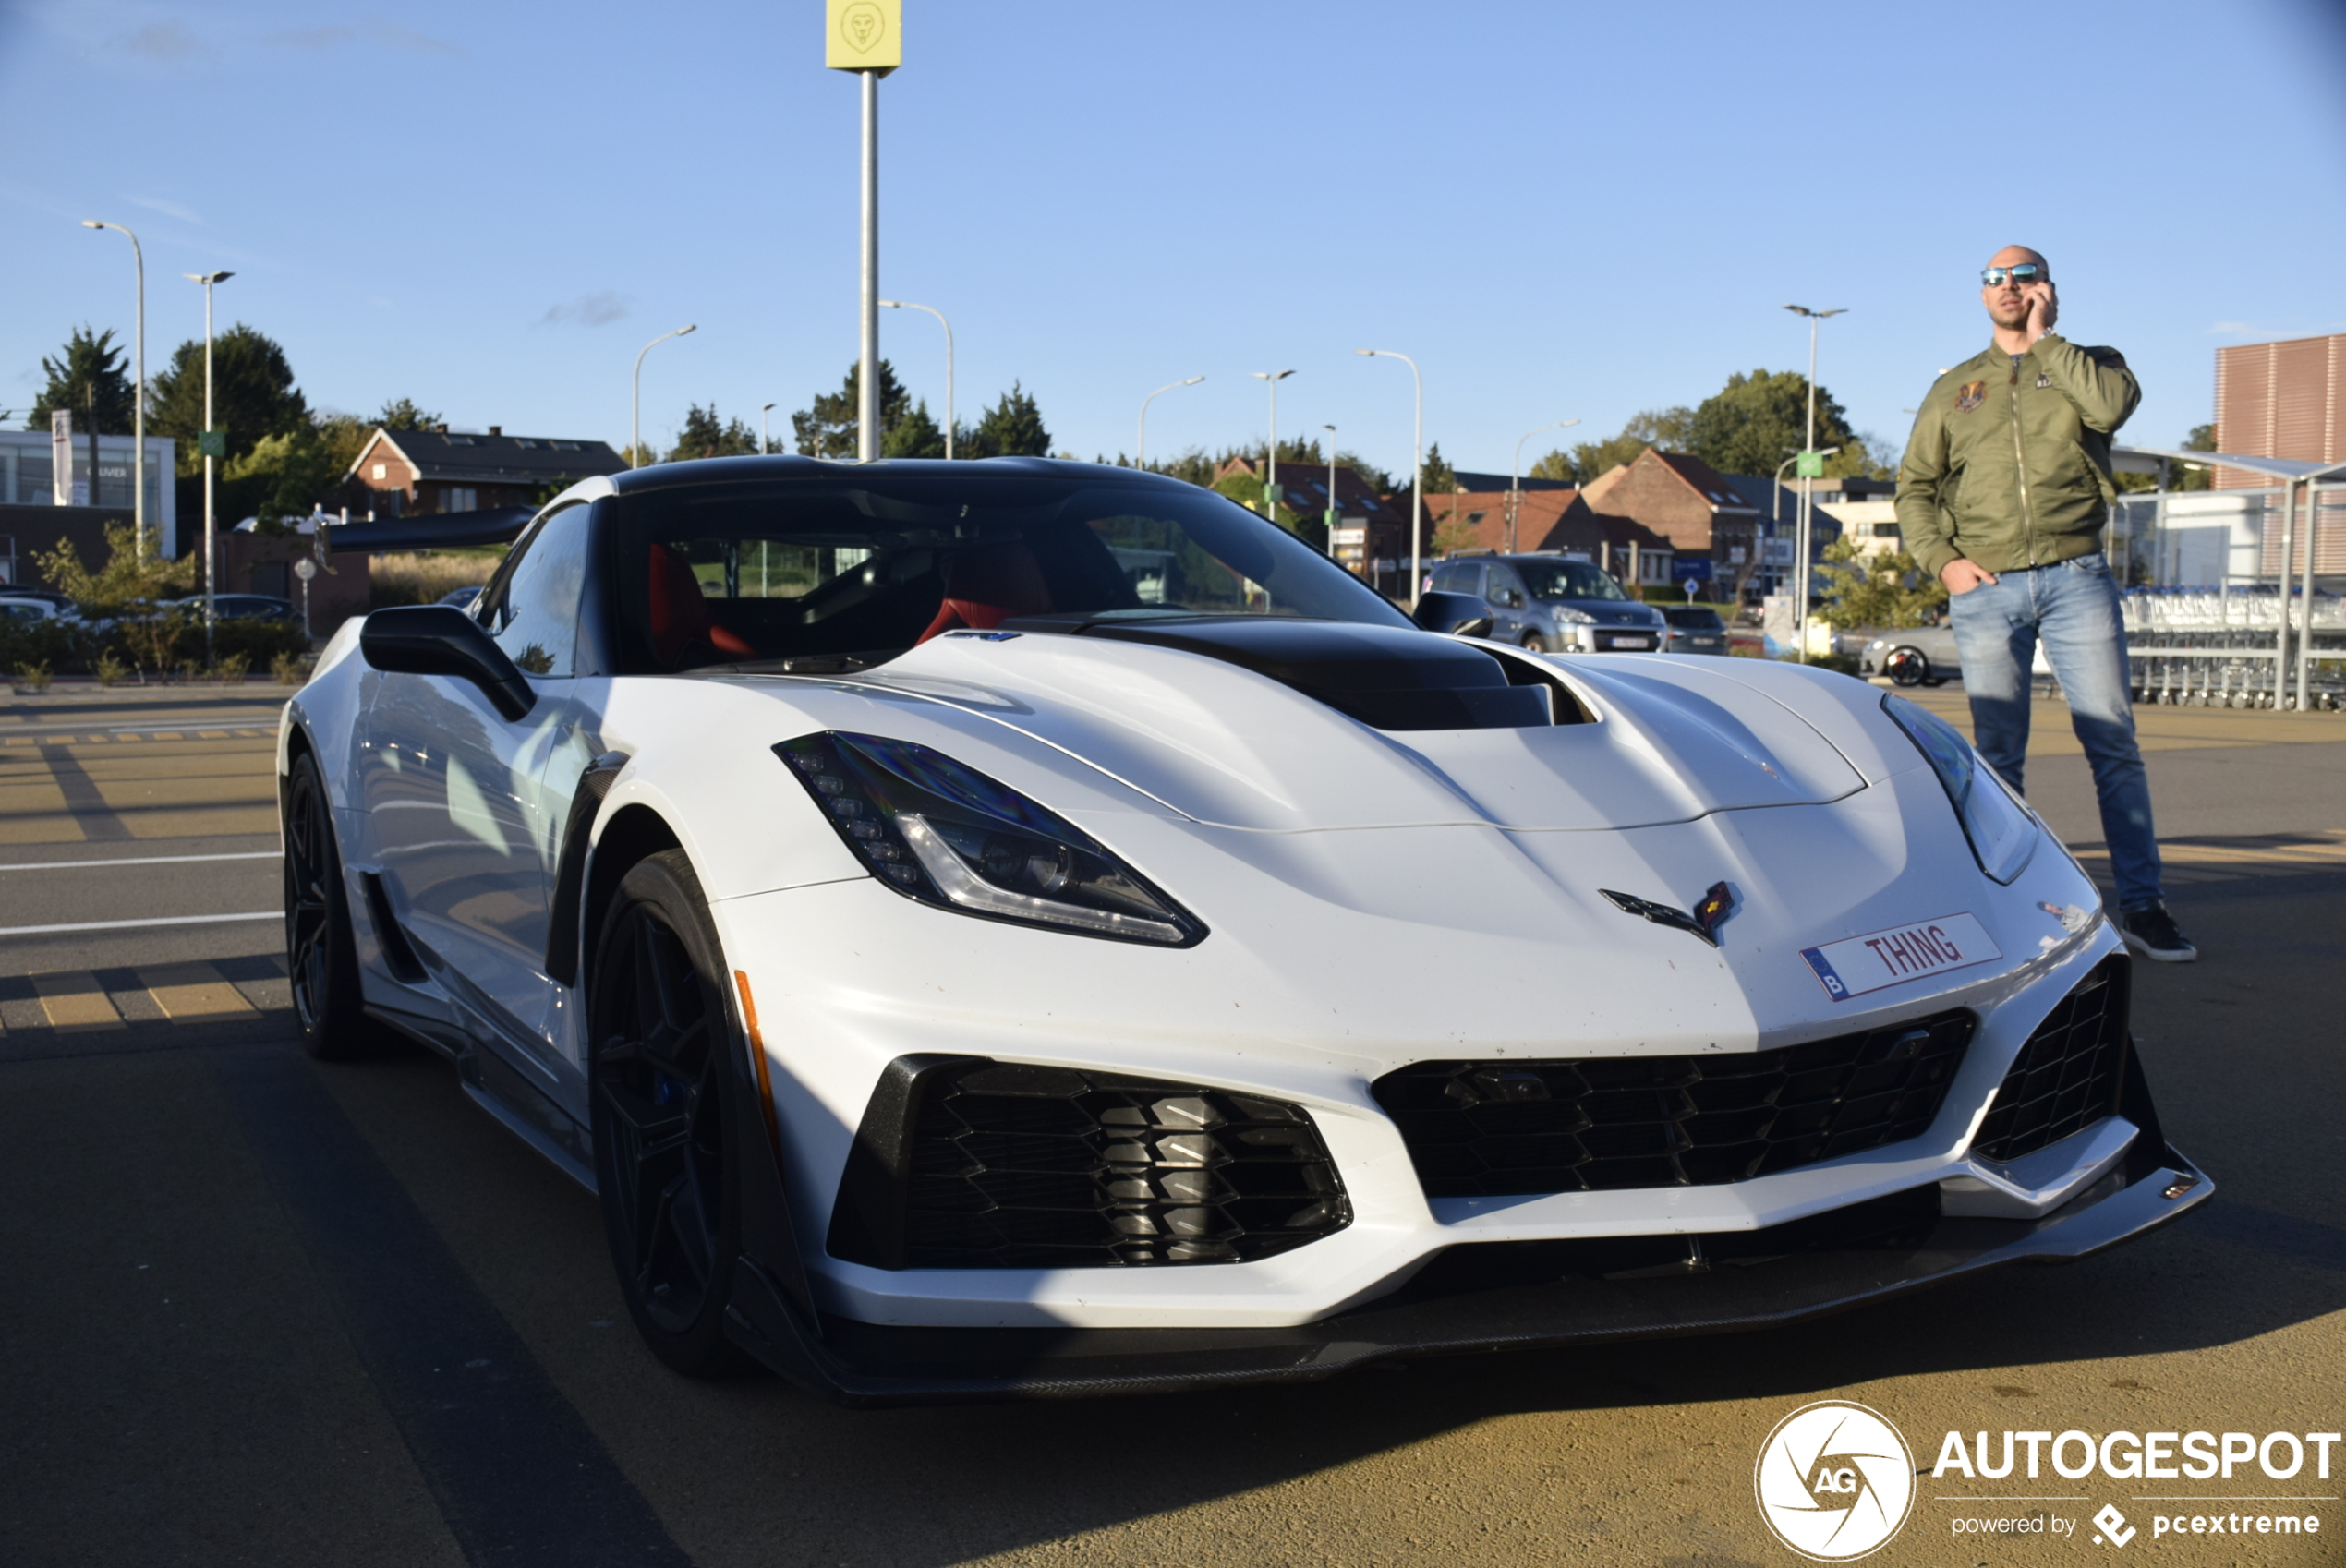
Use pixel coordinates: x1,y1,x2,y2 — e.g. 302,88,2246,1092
95,651,128,686
13,661,51,694
1797,650,1862,676
214,652,251,685
209,617,310,666
272,650,308,686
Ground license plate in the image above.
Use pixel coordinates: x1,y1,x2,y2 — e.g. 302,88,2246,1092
1801,913,2001,1001
1602,635,1654,649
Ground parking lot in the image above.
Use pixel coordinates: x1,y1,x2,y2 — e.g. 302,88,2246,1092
2,681,2340,1567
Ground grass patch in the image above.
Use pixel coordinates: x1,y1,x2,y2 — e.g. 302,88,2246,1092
370,549,505,609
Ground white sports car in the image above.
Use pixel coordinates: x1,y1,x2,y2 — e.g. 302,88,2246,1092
281,457,2209,1403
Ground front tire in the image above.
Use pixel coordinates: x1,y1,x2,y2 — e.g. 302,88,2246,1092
589,850,748,1378
283,750,373,1060
1521,632,1550,654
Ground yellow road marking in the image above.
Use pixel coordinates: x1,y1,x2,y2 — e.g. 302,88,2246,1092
138,962,261,1020
30,972,124,1031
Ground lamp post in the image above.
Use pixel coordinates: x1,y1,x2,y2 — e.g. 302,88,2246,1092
1772,446,1838,598
185,271,232,665
878,299,952,458
1250,370,1295,520
1357,348,1423,604
1136,376,1203,469
82,220,146,557
1323,424,1339,559
631,325,696,468
1782,304,1845,641
1509,417,1579,554
824,6,901,461
760,402,776,455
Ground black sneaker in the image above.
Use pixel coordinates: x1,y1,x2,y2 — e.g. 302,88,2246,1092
2117,902,2197,963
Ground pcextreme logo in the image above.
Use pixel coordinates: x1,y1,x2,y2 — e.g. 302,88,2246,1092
1755,1401,1917,1561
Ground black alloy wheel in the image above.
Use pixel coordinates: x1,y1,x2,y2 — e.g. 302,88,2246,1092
1521,632,1550,654
1886,646,1930,687
589,850,747,1377
283,750,373,1059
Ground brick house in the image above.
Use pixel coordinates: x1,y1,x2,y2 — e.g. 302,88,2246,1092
1212,456,1414,590
1426,488,1676,590
345,426,626,517
1575,448,1770,593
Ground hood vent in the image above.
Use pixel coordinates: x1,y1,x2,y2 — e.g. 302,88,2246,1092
1007,615,1586,731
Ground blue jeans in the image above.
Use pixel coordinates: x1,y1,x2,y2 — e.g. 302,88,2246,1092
1947,552,2163,910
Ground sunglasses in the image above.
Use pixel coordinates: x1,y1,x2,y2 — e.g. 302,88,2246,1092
1981,263,2046,287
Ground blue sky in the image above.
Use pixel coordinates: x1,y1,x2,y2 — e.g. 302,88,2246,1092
6,0,2342,480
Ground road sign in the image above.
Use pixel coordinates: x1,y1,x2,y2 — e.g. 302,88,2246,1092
1796,451,1826,478
51,412,76,505
293,558,318,582
198,430,227,460
1672,556,1712,581
826,0,900,73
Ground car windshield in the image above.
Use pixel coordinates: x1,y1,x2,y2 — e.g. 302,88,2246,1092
607,469,1413,673
1513,559,1628,601
1665,608,1723,629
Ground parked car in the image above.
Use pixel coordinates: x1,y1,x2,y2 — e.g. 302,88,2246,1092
168,594,299,623
1425,554,1666,653
1859,624,1962,686
1660,604,1730,655
0,597,61,623
0,589,79,616
284,455,2207,1402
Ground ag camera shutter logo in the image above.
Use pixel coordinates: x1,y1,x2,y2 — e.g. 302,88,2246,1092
1755,1401,1917,1561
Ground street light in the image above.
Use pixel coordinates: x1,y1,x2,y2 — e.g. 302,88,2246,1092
1509,417,1580,553
1783,304,1846,641
82,220,146,557
760,401,776,455
184,270,232,665
1136,376,1203,469
1771,447,1837,599
631,325,696,468
1322,424,1339,560
878,300,953,459
1357,349,1423,604
1250,370,1295,520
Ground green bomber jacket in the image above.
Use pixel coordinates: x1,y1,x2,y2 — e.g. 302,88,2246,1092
1894,332,2140,580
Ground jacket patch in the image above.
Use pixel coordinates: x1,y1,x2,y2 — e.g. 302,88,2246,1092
2036,372,2052,389
1954,380,1987,414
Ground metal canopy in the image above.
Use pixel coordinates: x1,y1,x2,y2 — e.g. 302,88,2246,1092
2112,446,2346,481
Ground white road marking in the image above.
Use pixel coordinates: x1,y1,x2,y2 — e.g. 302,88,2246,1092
0,911,278,936
0,850,281,873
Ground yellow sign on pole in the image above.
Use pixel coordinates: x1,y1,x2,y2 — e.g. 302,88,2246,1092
826,0,900,74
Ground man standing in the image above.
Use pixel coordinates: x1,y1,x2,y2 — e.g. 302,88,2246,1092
1897,246,2194,961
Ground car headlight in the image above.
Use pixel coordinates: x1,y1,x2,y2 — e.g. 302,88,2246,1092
777,731,1206,946
1880,695,2038,883
1552,607,1596,624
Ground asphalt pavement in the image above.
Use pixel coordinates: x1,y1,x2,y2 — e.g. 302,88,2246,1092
1,681,2340,1567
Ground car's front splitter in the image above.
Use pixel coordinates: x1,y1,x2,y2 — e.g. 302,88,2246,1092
720,1134,2210,1407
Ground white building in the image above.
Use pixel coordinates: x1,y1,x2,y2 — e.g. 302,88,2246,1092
0,429,180,557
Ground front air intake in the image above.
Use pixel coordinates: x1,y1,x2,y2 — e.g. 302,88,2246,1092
828,1056,1350,1269
1972,956,2131,1164
1373,1010,1975,1198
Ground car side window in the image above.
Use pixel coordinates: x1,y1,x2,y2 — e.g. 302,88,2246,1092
1488,567,1523,608
478,505,589,678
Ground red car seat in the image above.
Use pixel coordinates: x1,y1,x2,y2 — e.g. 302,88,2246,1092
647,544,756,667
917,542,1053,643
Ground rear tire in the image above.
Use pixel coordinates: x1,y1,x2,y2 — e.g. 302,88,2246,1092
283,750,375,1060
1886,647,1930,687
1521,633,1550,654
589,850,748,1378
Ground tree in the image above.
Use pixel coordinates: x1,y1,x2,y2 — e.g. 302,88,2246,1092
792,360,911,457
666,404,759,462
149,324,308,473
36,520,195,673
1419,440,1457,495
374,397,442,431
1564,406,1697,483
1686,369,1873,479
224,414,374,526
881,397,948,459
28,327,137,433
1812,533,1946,630
961,382,1050,459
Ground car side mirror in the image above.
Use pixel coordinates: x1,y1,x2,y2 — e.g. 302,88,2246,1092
1413,590,1494,639
360,604,537,721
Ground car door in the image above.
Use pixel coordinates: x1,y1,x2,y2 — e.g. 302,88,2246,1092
357,504,594,1093
1484,564,1527,641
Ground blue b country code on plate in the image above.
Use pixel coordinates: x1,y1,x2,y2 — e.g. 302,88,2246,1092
1801,913,2001,1001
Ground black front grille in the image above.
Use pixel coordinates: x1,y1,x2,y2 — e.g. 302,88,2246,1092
1372,1011,1975,1199
829,1058,1349,1269
1974,956,2131,1164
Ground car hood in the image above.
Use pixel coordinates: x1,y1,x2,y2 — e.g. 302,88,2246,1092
1543,599,1661,625
835,625,1864,833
